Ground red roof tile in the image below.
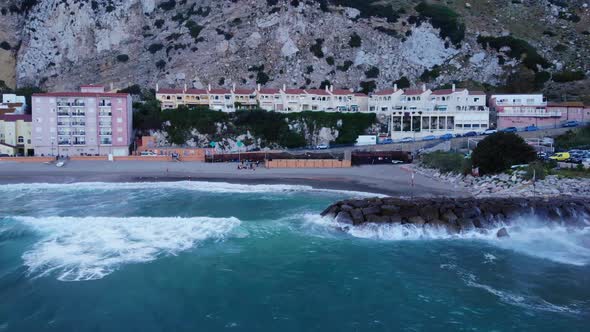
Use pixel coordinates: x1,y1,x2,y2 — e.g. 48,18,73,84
33,92,129,98
157,88,184,94
305,89,330,96
284,89,306,95
234,88,256,95
209,89,232,94
331,89,354,95
354,93,368,97
259,88,281,94
431,88,466,95
185,89,208,94
373,89,397,96
403,89,426,95
0,114,32,122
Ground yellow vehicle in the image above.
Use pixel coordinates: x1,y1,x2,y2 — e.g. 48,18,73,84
549,152,570,161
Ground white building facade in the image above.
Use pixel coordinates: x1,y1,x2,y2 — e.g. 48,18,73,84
156,85,369,113
368,85,490,140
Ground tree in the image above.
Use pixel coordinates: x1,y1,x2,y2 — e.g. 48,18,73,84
472,132,536,175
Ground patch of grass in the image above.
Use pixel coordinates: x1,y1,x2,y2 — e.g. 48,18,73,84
421,151,468,174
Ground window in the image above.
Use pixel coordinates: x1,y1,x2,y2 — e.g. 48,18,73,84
17,136,24,143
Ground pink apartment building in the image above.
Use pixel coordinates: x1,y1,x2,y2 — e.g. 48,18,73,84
32,85,132,156
491,94,590,129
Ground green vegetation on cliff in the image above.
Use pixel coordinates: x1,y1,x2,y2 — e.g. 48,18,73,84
133,102,376,148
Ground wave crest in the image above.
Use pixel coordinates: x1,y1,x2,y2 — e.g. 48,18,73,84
303,214,590,266
15,216,241,281
0,181,383,197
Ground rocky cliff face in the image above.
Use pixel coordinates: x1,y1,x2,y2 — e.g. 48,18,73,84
0,0,589,99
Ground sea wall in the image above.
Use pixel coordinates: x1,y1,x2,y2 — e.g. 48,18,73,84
266,159,351,168
321,197,590,235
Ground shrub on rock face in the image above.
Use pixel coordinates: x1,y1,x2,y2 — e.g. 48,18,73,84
349,32,362,48
116,54,129,62
472,132,537,175
0,41,11,50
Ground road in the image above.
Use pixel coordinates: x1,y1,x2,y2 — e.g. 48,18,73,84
295,127,575,154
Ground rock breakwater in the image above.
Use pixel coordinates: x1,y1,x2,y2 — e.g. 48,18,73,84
321,197,589,236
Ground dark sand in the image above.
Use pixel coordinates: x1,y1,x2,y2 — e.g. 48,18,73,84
0,161,469,197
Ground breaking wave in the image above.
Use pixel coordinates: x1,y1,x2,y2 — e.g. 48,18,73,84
302,214,590,266
0,181,383,198
13,216,241,282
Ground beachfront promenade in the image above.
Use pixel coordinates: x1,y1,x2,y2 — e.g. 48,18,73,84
0,161,466,197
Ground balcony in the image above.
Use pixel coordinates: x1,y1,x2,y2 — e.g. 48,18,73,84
72,131,86,136
71,112,86,117
58,141,71,145
100,138,112,145
99,122,112,127
99,131,112,136
99,111,112,117
72,141,86,146
71,122,86,126
57,111,70,116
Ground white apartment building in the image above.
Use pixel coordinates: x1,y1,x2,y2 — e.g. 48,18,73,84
0,94,27,114
32,85,133,157
369,84,489,139
155,85,369,113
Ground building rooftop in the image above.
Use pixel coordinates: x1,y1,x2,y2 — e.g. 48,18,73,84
234,88,256,95
259,88,281,94
403,89,427,96
331,89,354,95
547,101,585,107
431,88,466,95
209,89,232,94
0,114,32,122
185,88,208,94
33,92,129,97
305,89,331,96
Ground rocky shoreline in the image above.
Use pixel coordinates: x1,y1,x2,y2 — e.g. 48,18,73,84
414,166,590,198
321,197,589,237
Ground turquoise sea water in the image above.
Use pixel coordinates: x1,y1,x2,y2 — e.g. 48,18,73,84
0,181,588,331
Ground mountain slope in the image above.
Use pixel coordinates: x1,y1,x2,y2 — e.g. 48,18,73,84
0,0,588,100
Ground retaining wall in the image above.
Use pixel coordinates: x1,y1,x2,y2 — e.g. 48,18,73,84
266,159,351,168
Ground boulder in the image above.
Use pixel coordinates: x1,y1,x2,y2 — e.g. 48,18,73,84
441,210,458,223
350,200,369,209
350,209,365,225
381,205,400,216
336,211,353,225
399,206,419,219
389,215,403,224
457,219,475,232
419,205,439,221
320,205,338,217
408,215,426,226
367,215,390,223
496,227,510,238
340,204,354,212
361,206,381,216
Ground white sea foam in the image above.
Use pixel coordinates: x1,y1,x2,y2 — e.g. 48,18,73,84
461,272,581,314
15,216,241,281
303,214,590,266
0,181,383,198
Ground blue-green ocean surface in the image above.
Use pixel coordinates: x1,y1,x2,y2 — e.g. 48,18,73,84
0,181,588,331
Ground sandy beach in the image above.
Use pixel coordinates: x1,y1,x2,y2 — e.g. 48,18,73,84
0,161,468,197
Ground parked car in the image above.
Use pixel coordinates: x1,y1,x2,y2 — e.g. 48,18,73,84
483,129,498,135
562,120,579,128
463,131,478,137
422,135,437,141
400,137,414,143
248,147,261,152
0,153,9,157
537,151,548,160
379,138,393,144
549,152,570,161
439,133,454,140
454,133,463,138
502,127,518,133
524,125,538,132
140,151,157,156
316,143,330,150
